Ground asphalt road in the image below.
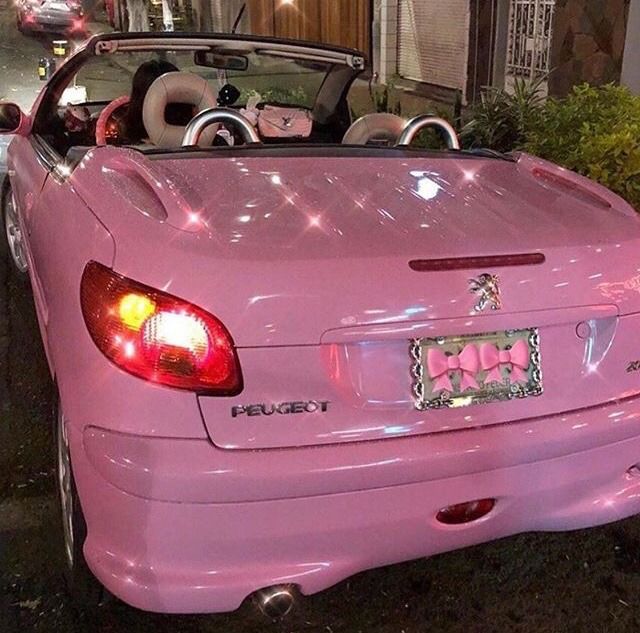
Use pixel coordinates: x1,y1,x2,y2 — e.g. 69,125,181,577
0,8,44,109
4,7,640,633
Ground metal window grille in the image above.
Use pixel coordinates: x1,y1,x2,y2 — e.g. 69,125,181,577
506,0,555,80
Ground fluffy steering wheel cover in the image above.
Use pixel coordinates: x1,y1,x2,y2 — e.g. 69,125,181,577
96,95,131,146
142,72,219,148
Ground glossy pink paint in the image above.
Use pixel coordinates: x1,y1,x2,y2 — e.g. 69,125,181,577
77,404,640,613
5,93,640,614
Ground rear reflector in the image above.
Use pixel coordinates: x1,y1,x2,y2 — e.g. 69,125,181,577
410,253,545,272
436,499,495,525
80,262,242,395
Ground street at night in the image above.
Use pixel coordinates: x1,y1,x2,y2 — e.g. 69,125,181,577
3,0,640,631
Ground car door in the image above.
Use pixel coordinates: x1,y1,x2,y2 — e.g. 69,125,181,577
7,135,50,239
2,134,57,373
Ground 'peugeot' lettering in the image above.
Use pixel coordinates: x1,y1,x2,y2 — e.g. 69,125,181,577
232,401,330,418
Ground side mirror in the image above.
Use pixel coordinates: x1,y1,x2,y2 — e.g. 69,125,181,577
0,103,24,135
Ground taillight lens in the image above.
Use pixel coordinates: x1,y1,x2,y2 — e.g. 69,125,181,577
80,262,242,395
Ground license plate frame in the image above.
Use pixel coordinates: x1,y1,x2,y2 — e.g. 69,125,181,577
410,327,543,411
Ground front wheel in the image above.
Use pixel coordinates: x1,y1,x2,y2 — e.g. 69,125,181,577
2,180,28,276
54,394,105,608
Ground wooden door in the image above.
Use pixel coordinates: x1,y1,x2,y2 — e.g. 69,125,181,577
248,0,371,56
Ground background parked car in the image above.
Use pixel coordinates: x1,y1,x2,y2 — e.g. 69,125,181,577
16,0,86,35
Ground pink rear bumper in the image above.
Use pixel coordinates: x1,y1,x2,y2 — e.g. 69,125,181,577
76,397,640,614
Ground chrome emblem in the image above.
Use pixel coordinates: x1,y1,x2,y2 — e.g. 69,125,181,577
469,273,502,312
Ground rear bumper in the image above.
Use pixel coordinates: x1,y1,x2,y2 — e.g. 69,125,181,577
75,397,640,614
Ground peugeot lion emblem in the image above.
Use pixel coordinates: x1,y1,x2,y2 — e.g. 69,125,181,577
469,273,502,312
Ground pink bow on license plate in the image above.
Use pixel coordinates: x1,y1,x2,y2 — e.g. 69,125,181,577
410,328,543,410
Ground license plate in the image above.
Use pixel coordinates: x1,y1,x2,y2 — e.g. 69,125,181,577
410,328,543,410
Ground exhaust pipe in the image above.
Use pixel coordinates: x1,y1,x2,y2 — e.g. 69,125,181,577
253,585,295,619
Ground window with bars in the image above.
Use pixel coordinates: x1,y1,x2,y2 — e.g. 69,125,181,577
506,0,555,81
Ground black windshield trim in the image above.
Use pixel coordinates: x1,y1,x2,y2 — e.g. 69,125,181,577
137,144,516,162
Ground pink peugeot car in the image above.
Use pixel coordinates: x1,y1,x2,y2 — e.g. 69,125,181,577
2,32,640,617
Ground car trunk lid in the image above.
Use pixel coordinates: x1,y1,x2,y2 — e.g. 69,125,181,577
74,148,640,449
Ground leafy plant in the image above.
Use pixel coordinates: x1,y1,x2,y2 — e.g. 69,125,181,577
460,76,546,153
525,83,640,209
370,85,402,116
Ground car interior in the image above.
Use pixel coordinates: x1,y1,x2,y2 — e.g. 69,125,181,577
33,37,369,162
29,36,471,168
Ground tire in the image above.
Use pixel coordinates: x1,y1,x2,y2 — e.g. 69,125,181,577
1,180,29,277
54,392,105,609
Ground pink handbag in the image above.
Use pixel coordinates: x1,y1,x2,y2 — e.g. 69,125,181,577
257,106,313,138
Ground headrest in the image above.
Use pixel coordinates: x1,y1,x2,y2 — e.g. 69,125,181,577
142,72,219,148
342,113,406,146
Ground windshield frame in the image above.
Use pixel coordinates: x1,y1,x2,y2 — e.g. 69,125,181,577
33,32,364,133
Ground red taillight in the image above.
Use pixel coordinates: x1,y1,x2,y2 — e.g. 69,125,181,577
80,262,242,395
70,17,85,32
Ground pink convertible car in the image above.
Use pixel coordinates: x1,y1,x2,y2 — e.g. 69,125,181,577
3,32,640,617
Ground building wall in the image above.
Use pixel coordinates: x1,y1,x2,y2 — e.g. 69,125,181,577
466,0,499,101
190,0,247,32
377,0,499,104
374,0,638,102
376,0,398,84
621,0,640,93
491,0,511,89
549,0,630,96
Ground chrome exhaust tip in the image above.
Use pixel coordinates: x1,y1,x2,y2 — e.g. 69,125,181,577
253,585,296,619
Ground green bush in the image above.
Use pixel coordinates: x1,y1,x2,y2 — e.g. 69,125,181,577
525,83,640,209
460,77,546,153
